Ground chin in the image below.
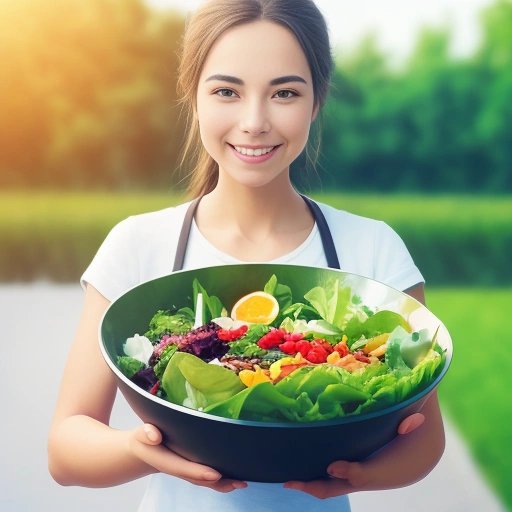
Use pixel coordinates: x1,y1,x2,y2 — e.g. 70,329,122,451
222,168,289,190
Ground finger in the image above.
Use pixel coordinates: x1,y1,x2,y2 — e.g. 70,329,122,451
134,424,162,445
186,477,248,493
327,461,367,487
145,444,222,482
284,479,352,499
397,412,425,435
130,429,222,483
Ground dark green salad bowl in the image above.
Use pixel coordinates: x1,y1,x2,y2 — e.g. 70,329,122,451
100,263,452,483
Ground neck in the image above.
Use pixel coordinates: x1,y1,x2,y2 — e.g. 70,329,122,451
197,173,309,235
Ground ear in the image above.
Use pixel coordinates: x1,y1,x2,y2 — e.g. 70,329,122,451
311,103,320,122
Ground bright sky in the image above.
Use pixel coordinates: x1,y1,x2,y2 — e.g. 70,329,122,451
145,0,493,63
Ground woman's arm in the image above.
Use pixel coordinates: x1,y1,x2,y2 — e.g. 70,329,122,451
48,284,246,492
285,282,446,498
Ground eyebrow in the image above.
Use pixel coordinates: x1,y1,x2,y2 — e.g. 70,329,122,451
205,74,307,86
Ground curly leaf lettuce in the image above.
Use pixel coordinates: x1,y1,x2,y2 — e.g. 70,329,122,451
144,309,194,341
163,345,445,423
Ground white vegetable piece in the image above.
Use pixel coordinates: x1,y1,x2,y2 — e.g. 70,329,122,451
211,316,247,329
123,334,153,364
194,293,204,328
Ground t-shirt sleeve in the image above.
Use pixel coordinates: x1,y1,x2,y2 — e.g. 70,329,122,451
80,217,139,301
373,221,424,291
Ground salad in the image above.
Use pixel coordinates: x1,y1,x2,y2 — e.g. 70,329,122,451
117,274,445,423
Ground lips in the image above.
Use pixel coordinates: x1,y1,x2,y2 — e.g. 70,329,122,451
233,145,276,156
228,143,280,163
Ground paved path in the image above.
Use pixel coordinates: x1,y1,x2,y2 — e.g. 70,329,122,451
0,283,507,512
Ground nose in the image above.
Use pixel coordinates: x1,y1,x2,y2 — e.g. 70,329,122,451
238,98,271,135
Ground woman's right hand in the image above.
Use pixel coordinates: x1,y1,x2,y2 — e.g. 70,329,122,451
129,423,248,493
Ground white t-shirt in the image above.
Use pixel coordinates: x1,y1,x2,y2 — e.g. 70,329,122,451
81,199,424,512
81,200,423,300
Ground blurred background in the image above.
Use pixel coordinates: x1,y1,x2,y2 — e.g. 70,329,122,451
0,0,510,510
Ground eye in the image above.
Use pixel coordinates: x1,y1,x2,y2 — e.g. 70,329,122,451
273,90,297,99
214,88,238,98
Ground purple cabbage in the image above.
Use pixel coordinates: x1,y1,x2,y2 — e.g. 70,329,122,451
131,367,158,392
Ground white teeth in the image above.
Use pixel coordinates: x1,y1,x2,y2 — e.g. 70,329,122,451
234,146,275,156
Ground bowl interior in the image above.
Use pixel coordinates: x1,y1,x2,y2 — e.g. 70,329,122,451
100,263,452,426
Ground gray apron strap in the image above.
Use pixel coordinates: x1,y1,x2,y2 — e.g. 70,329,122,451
299,194,340,269
172,195,340,271
172,197,201,272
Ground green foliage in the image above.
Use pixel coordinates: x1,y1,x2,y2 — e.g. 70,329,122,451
0,0,186,189
1,0,512,191
319,0,512,193
427,288,512,510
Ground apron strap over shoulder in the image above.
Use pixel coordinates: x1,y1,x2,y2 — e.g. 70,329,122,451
172,197,201,272
299,194,340,269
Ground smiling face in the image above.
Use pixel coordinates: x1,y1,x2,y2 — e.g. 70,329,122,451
196,20,317,190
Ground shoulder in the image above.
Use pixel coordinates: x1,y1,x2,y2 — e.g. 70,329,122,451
101,201,194,253
316,200,389,238
81,201,193,300
120,201,191,239
314,200,424,290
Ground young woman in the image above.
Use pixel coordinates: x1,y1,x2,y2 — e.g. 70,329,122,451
48,1,445,510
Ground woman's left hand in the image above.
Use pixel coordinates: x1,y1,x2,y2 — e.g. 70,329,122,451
283,413,425,499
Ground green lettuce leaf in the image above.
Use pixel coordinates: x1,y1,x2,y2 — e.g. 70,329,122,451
385,326,413,377
264,274,293,321
204,381,301,421
153,344,178,380
160,337,445,423
303,280,351,328
161,352,244,410
227,324,269,357
280,302,320,322
345,310,411,347
144,308,194,341
117,356,145,378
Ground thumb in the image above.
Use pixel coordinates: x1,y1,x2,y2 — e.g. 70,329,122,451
134,423,163,446
398,413,425,435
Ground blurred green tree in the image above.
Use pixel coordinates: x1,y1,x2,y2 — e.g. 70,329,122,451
0,0,511,192
0,0,186,189
319,0,512,193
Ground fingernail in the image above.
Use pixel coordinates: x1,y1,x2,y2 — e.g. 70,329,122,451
203,471,221,481
143,425,158,442
233,482,247,489
399,418,411,434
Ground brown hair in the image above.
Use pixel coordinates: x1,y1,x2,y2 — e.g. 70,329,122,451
177,0,333,198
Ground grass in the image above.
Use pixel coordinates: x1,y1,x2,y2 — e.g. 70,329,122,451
6,189,511,226
426,288,512,509
313,192,512,230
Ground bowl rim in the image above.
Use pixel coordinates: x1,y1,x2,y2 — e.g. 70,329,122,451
99,263,453,429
